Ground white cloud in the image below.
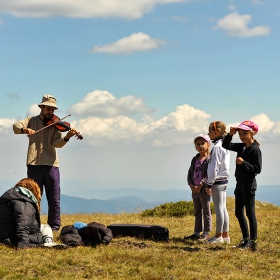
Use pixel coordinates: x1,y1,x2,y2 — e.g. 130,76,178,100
68,90,155,117
27,104,40,117
251,113,275,133
70,102,211,146
90,32,166,55
215,12,271,37
167,104,210,132
272,121,280,134
0,118,16,134
0,0,187,19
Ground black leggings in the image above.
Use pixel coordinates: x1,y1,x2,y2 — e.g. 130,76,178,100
234,180,257,240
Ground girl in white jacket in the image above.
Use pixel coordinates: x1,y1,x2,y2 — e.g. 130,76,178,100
204,121,231,244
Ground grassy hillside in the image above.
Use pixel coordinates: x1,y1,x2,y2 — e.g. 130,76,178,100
1,197,280,280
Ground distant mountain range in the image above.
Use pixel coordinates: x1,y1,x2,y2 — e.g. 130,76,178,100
41,194,158,214
0,180,278,214
40,185,280,214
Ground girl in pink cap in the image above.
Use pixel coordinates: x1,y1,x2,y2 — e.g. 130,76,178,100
222,120,262,251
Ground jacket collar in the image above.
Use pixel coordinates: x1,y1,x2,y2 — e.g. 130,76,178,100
212,136,223,144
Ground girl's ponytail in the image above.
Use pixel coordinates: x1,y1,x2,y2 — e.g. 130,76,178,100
252,136,260,146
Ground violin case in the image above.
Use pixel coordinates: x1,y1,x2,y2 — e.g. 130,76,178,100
107,224,169,241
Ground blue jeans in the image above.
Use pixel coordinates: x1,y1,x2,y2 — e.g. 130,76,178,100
234,180,257,240
27,165,61,231
211,183,229,234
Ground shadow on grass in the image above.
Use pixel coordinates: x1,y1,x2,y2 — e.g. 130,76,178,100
170,237,190,243
168,237,227,253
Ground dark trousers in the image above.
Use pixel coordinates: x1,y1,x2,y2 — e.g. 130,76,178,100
27,165,61,231
234,180,257,240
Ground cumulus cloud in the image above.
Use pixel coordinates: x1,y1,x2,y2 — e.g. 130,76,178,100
251,113,275,133
0,0,187,19
68,90,155,117
70,103,211,146
167,104,211,132
26,104,40,117
215,12,271,37
0,118,16,134
272,121,280,134
90,32,166,55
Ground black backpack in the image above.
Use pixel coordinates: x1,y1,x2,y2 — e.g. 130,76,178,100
60,222,113,247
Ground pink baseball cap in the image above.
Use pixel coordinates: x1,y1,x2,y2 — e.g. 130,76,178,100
194,134,210,143
237,120,258,133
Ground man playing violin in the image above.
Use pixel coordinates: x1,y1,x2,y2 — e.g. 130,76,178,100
13,95,77,232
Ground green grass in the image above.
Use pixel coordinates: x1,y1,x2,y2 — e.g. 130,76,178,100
1,197,280,279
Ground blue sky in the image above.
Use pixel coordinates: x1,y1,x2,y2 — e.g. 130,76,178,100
0,0,279,198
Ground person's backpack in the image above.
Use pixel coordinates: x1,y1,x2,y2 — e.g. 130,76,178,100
60,225,83,247
60,222,113,247
78,222,113,245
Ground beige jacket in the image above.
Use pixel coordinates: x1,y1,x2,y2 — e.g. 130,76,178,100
13,116,67,167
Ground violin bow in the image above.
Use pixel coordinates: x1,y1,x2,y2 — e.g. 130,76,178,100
31,114,71,135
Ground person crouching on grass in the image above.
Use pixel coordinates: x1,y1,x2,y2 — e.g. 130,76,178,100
0,178,65,249
222,120,262,251
184,134,212,242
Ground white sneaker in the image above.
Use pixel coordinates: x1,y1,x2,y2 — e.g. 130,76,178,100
205,236,224,244
43,243,67,249
223,237,231,243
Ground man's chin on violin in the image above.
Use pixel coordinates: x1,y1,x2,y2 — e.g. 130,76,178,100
41,105,56,122
39,105,77,140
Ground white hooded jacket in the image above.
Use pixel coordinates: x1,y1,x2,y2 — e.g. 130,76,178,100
206,138,230,186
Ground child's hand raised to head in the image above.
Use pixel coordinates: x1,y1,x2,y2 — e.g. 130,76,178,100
229,126,238,136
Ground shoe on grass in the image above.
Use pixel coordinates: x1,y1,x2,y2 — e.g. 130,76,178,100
197,234,210,242
43,243,67,249
233,239,249,248
184,234,199,240
205,236,224,244
241,240,257,251
223,236,231,243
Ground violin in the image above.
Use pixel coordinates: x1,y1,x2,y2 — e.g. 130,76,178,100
34,114,83,140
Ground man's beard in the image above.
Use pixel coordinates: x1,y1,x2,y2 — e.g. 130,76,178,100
42,114,54,123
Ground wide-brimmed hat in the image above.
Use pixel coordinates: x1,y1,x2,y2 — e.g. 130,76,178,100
237,120,258,134
38,94,58,109
194,134,210,143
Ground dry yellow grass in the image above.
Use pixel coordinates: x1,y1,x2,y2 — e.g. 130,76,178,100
1,197,279,279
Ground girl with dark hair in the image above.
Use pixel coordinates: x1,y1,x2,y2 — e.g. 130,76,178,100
222,120,262,251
